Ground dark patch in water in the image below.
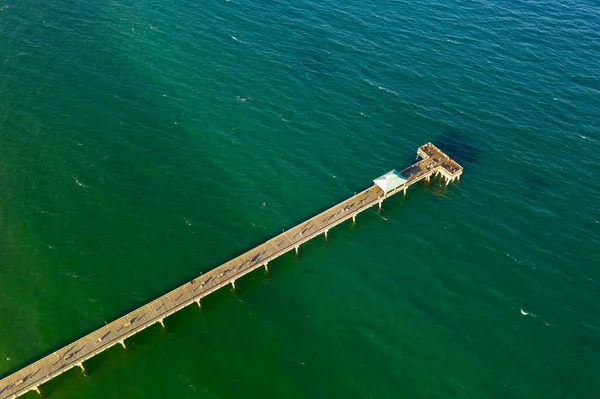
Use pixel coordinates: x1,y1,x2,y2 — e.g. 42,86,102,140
434,129,480,168
522,174,552,194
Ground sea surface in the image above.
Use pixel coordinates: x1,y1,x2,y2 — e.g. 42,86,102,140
1,0,599,398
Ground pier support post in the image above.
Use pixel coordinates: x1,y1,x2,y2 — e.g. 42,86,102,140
77,363,85,373
352,214,356,224
264,263,269,273
324,230,328,240
34,387,42,396
295,246,299,255
119,340,127,350
403,187,407,197
378,201,382,211
158,319,165,329
231,280,236,290
196,299,201,309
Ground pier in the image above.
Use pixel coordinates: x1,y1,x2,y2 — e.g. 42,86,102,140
0,143,462,399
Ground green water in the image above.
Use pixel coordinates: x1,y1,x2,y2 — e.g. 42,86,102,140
1,0,599,398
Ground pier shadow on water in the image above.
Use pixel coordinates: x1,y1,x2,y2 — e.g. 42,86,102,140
398,130,479,170
433,129,480,169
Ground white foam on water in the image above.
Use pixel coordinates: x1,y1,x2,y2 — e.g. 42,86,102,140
377,85,398,95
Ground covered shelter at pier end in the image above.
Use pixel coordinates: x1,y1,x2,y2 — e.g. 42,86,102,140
373,170,407,194
0,143,463,399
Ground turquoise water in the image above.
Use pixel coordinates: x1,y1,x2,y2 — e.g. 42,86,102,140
1,0,599,397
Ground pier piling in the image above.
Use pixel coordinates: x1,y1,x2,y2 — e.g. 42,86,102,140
0,143,462,399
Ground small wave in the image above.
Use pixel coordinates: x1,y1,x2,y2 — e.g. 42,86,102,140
75,179,85,187
231,36,244,44
362,77,398,96
520,308,541,318
506,253,520,264
520,308,550,326
377,85,398,96
363,78,376,87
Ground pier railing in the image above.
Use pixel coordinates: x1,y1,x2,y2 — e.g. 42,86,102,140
0,143,462,399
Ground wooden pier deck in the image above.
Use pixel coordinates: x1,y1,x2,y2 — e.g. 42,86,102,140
0,143,462,399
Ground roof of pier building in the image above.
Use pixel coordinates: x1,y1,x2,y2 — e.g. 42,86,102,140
373,170,407,194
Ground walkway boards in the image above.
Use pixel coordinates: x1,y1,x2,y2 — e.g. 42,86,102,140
0,143,462,399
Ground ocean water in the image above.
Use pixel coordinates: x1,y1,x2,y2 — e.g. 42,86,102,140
0,0,599,398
